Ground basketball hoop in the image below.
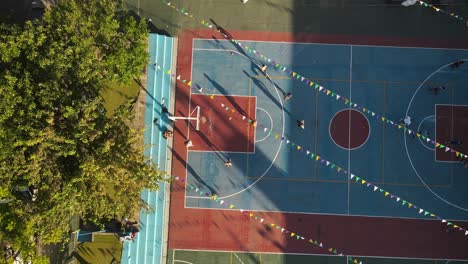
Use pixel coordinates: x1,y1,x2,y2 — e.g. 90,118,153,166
167,106,201,131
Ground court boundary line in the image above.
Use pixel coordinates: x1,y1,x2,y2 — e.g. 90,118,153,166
186,45,466,217
405,59,468,212
193,38,468,51
169,248,468,262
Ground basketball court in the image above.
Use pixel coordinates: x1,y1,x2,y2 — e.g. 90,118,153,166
182,37,468,220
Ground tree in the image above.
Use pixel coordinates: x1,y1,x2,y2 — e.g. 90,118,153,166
0,0,163,262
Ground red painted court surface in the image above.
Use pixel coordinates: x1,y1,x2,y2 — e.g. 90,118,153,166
169,29,468,260
330,109,370,150
436,105,468,162
183,94,255,152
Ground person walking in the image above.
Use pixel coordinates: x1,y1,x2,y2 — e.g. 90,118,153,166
297,120,305,129
400,116,411,126
224,159,233,167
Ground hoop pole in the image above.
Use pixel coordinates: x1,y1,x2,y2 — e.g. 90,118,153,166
167,106,201,131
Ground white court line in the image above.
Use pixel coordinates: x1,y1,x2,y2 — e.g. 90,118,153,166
194,38,468,51
174,260,195,264
416,115,435,152
233,253,246,264
189,150,255,154
405,59,468,212
347,45,353,215
328,109,371,151
173,248,468,261
436,103,468,106
255,107,273,142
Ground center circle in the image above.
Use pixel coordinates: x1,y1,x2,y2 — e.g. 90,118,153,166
329,109,370,150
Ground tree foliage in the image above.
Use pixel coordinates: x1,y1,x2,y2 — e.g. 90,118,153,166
0,0,162,262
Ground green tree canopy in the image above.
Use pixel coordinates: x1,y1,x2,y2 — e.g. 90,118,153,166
0,0,162,262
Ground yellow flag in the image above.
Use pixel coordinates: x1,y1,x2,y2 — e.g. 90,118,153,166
385,192,389,196
361,180,366,184
187,81,191,86
297,146,301,150
291,233,295,237
292,72,297,77
326,90,331,95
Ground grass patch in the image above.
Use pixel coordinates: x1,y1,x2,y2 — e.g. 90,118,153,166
101,80,141,117
75,234,122,264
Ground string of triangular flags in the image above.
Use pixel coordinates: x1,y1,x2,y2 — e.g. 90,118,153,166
162,0,468,162
169,175,363,264
410,0,467,25
153,62,468,237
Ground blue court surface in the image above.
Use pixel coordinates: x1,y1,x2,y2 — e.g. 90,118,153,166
185,39,468,221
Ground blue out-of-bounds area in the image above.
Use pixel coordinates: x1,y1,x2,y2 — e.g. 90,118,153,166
185,38,468,221
120,34,173,264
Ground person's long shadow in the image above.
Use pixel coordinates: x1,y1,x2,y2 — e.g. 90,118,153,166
209,19,233,39
187,162,217,196
242,70,293,118
208,18,250,58
194,129,229,162
171,145,217,195
203,73,252,119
